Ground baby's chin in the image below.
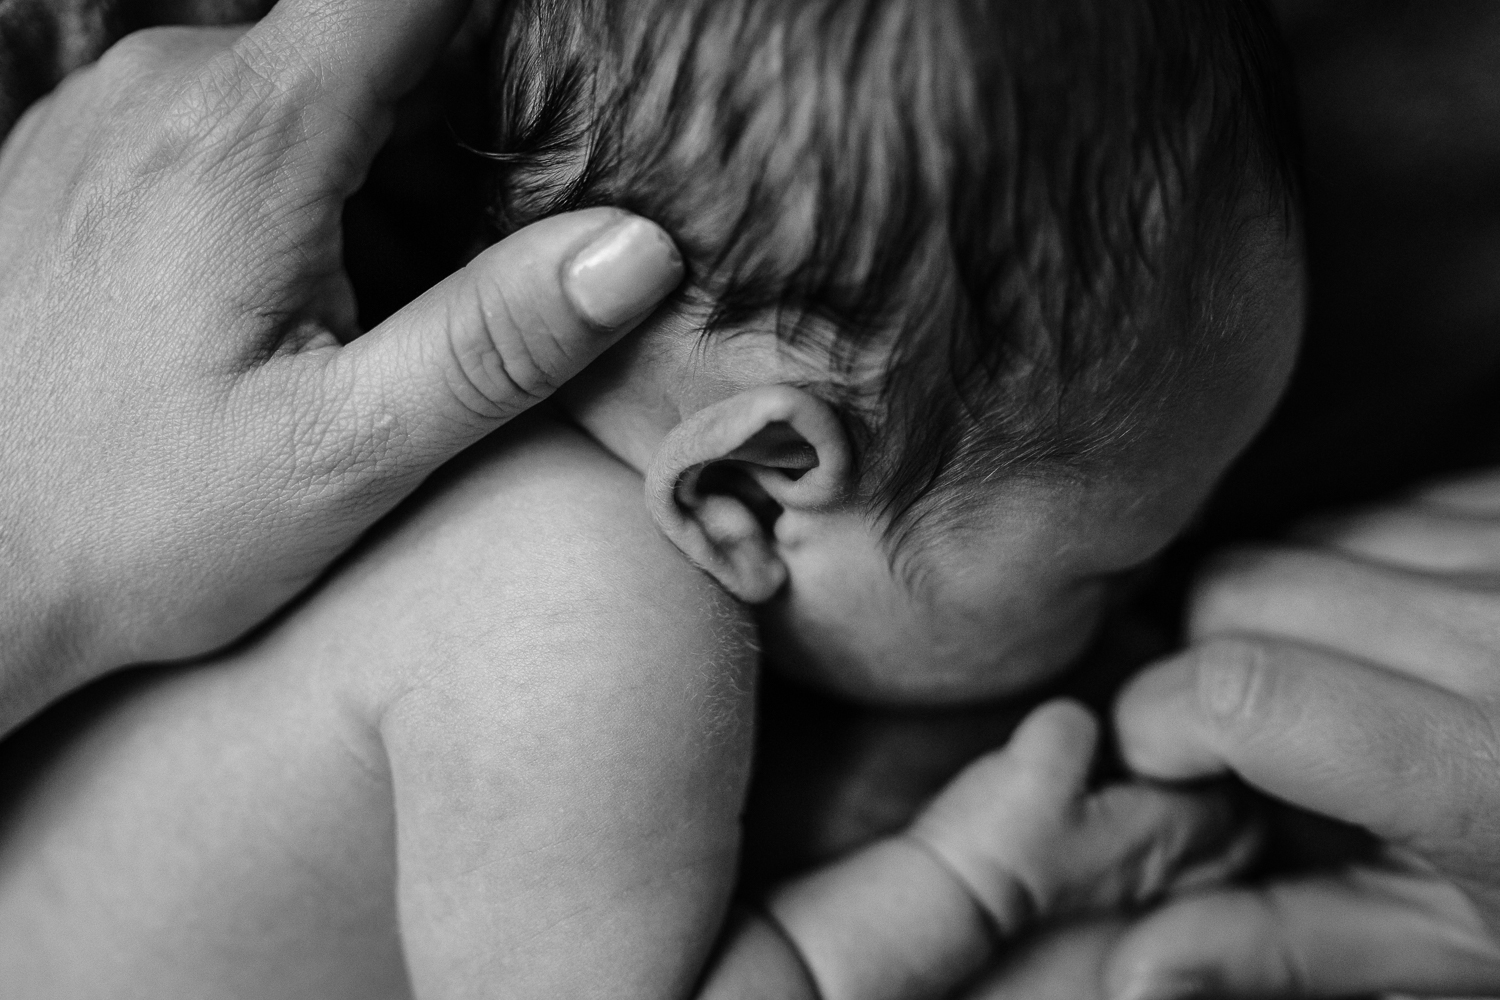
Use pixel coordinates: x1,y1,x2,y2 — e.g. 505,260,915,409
757,606,1091,708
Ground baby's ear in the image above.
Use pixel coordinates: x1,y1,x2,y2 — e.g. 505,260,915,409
646,386,855,603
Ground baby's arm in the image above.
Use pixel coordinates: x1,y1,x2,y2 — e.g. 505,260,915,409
0,415,757,1000
367,418,759,999
698,701,1252,1000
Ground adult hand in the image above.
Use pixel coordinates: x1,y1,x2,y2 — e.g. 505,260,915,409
0,0,682,732
1106,468,1500,998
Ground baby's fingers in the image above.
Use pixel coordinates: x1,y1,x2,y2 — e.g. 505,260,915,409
911,700,1102,932
1058,781,1258,918
912,701,1256,935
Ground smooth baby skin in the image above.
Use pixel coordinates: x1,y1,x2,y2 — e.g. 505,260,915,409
0,416,1247,1000
0,415,756,1000
698,701,1250,1000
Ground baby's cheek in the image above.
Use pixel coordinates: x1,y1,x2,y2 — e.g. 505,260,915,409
912,575,1118,706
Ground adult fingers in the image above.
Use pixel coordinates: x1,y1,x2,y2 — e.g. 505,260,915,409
311,209,681,480
1295,504,1500,576
1416,467,1500,516
1103,865,1500,1000
1188,547,1500,697
1055,780,1256,916
999,705,1254,909
230,0,471,185
912,700,1101,931
960,918,1127,1000
1114,637,1495,849
917,701,1251,929
245,0,466,105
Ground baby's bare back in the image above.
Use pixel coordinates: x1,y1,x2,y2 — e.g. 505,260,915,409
0,415,757,999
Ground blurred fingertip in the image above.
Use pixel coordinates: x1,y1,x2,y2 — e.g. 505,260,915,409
1018,698,1099,753
1104,936,1212,1000
1106,967,1207,1000
1033,697,1096,729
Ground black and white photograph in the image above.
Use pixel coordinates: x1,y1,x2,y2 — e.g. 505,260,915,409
2,1,1499,997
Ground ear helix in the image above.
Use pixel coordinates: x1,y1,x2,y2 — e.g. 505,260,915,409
649,385,853,513
645,385,854,603
721,386,852,509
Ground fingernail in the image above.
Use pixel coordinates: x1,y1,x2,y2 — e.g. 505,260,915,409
1110,971,1210,1000
563,216,684,331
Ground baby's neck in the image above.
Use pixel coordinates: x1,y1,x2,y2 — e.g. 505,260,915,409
555,356,679,478
556,320,802,477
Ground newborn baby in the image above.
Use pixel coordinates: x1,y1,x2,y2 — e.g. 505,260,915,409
0,0,1303,996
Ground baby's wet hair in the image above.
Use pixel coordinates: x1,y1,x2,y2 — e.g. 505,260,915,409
481,0,1298,555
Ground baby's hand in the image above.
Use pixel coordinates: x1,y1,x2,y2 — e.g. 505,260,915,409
908,699,1257,938
723,700,1255,1000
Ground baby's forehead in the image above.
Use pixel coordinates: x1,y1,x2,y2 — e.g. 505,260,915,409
904,209,1305,566
908,366,1293,600
909,470,1173,581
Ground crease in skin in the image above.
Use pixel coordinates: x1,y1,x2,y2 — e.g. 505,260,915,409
755,902,824,999
899,827,1022,941
5,419,752,997
0,0,1320,995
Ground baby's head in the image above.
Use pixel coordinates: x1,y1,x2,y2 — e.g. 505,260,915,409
483,0,1304,704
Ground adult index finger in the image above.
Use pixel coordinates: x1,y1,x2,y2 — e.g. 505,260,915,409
1293,503,1500,576
1189,546,1500,698
233,0,471,176
1104,866,1500,1000
1113,637,1495,849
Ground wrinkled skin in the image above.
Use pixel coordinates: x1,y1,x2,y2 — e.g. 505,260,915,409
748,5,1500,996
1105,471,1500,997
0,0,682,733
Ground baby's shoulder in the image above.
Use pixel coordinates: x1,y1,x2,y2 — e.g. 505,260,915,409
428,411,739,619
325,411,757,714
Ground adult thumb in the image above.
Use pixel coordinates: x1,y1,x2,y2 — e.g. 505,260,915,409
331,208,682,472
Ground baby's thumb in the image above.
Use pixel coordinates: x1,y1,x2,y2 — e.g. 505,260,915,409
331,208,682,473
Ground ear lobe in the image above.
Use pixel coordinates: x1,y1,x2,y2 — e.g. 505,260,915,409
646,385,854,603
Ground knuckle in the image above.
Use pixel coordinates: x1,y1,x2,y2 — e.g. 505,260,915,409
95,28,176,81
162,55,285,163
444,276,569,420
130,100,208,179
129,36,310,184
50,39,164,141
62,35,263,190
220,33,306,118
